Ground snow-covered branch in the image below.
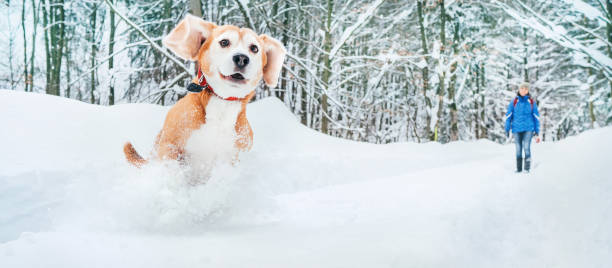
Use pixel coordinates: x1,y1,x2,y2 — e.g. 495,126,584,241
329,0,385,59
103,0,190,74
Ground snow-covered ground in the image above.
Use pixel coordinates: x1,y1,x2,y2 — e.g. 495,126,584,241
1,90,611,268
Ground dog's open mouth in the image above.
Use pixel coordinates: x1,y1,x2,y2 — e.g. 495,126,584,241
221,72,247,83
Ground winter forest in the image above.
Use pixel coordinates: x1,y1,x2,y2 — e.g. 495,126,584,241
1,0,611,144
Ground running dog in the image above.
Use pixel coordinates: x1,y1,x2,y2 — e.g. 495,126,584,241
124,15,286,167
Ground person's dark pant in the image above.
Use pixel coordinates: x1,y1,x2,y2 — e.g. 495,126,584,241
514,131,533,171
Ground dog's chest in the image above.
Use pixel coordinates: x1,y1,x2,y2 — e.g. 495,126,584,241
184,97,242,166
204,96,242,130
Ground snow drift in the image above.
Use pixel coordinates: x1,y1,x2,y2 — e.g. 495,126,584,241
1,90,611,268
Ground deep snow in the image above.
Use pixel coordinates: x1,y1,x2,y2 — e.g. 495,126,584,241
1,90,611,267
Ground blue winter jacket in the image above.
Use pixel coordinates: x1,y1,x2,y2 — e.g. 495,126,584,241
505,94,540,134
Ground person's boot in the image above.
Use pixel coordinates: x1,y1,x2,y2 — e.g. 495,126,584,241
516,157,523,173
524,157,531,173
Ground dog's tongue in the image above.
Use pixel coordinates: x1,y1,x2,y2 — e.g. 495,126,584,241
230,73,245,80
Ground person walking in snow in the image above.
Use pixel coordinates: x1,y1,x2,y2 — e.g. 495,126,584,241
505,82,541,173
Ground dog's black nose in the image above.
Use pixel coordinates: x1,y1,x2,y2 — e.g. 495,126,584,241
233,54,250,69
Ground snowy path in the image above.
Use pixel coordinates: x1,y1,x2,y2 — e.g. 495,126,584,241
1,90,611,267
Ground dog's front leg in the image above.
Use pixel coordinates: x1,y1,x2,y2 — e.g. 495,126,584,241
234,110,253,152
232,116,253,166
234,127,253,152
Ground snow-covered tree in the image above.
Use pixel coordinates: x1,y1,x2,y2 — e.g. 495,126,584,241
0,0,609,143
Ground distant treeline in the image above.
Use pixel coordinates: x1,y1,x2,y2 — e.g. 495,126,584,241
1,0,611,143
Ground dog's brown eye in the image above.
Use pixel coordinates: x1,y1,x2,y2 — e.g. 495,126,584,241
250,45,259,53
219,39,230,47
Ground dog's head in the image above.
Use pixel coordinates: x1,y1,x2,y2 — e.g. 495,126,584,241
163,15,286,99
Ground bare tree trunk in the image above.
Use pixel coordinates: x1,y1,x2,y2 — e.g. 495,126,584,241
7,11,16,90
89,4,98,104
298,0,308,126
588,58,596,128
42,0,51,94
606,0,612,107
189,0,202,17
480,63,487,138
448,19,459,141
108,0,116,105
29,0,38,92
320,0,333,135
523,27,528,82
278,1,291,102
434,0,446,142
64,18,74,98
22,0,29,92
42,0,65,96
474,64,480,139
65,45,71,98
417,0,431,140
54,0,65,96
189,0,202,78
159,0,172,104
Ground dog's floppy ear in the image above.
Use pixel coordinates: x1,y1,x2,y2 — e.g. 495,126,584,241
163,14,217,61
260,34,287,88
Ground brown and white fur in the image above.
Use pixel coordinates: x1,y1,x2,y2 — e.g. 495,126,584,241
123,15,286,168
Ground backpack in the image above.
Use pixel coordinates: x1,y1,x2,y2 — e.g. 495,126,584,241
513,96,534,110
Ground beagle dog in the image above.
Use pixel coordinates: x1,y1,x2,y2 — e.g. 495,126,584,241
123,15,286,167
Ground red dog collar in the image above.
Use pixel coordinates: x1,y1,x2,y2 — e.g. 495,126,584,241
186,67,241,101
